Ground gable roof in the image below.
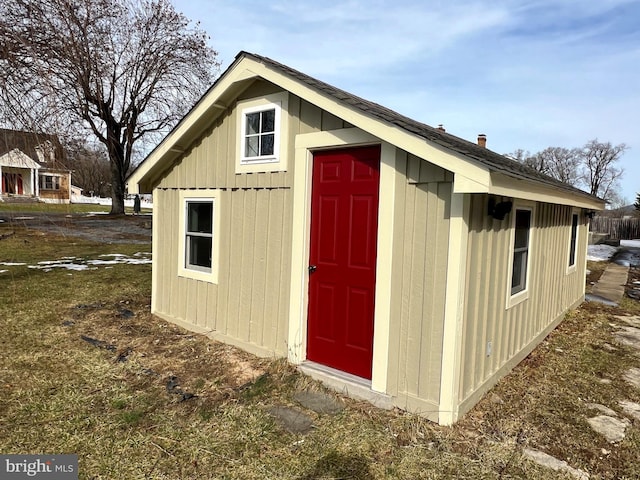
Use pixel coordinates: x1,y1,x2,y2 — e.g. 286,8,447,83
0,149,42,169
128,51,604,210
0,128,67,169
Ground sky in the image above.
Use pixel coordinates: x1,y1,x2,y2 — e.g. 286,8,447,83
173,0,639,205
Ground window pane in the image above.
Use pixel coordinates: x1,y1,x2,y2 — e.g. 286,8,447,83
188,236,212,268
511,251,527,291
245,136,259,157
261,134,275,156
246,112,260,135
514,210,531,248
261,109,275,132
187,202,212,234
569,214,578,266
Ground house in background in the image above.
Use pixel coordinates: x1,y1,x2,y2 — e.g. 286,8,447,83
128,52,605,424
0,128,72,203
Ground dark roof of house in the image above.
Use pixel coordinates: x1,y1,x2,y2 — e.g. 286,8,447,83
0,128,67,168
241,51,600,202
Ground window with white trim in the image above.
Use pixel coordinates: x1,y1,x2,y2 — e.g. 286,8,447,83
236,92,288,174
510,208,532,296
568,212,579,269
178,190,220,283
39,175,60,190
185,201,213,273
242,107,277,161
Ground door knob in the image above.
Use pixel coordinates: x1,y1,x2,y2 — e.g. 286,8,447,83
308,265,317,274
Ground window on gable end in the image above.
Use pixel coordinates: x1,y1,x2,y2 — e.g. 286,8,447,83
236,92,288,174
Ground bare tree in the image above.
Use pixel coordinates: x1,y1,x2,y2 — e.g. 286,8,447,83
535,147,581,185
579,139,626,202
0,0,219,214
510,147,581,185
66,139,113,197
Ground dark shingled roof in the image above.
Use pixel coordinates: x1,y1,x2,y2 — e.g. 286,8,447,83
241,51,599,202
0,128,67,168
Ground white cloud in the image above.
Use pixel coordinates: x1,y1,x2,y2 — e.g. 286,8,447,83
174,0,640,203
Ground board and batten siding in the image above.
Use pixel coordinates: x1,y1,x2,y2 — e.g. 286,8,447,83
386,151,453,419
458,194,587,414
151,80,351,357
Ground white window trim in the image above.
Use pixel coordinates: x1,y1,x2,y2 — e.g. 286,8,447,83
178,189,221,283
40,174,61,190
236,92,289,174
566,209,580,274
506,202,535,309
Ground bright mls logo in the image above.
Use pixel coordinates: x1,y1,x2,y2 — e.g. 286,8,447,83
0,455,77,479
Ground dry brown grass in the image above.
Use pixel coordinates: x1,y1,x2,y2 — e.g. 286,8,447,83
2,220,640,479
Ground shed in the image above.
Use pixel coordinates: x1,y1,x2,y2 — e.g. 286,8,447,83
127,52,604,424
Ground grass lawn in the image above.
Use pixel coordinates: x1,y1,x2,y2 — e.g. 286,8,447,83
1,221,640,479
0,202,152,215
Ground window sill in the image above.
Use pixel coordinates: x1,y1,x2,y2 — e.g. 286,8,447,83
506,289,529,309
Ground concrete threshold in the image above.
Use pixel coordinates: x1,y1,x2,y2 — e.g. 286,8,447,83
299,362,394,410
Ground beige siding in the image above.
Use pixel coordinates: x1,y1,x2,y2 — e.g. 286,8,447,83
459,195,587,410
153,187,292,355
387,151,452,415
152,80,348,357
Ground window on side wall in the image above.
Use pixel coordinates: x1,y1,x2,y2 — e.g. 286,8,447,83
508,205,533,307
40,175,60,190
178,190,220,283
567,212,579,270
236,92,288,174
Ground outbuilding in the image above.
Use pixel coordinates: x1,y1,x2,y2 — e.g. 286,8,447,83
127,52,604,424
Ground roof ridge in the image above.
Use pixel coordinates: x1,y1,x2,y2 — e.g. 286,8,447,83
244,52,599,201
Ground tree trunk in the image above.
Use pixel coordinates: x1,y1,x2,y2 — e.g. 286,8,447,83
106,129,127,215
110,162,126,215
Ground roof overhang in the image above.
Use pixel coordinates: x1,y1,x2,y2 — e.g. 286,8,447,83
0,149,41,169
128,53,605,211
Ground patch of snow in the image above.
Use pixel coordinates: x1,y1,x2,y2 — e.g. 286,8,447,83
621,239,640,248
0,262,26,266
13,216,35,220
4,252,151,272
0,269,8,274
0,219,4,223
30,263,89,271
587,244,618,261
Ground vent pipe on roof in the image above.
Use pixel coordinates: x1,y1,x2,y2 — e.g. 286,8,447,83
437,124,446,132
477,134,487,148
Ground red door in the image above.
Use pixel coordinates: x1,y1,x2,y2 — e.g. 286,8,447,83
307,145,380,379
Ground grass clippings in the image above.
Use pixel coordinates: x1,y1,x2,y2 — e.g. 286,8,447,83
1,216,640,478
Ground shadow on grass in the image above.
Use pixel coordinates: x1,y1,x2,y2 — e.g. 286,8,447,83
298,450,372,480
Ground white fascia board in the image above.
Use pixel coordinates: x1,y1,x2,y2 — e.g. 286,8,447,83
489,173,605,210
127,62,262,192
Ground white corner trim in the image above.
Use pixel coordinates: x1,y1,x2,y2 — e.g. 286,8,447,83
370,142,396,393
438,192,469,425
288,128,395,395
151,187,160,314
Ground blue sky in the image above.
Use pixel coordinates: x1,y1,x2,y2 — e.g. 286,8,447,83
174,0,639,205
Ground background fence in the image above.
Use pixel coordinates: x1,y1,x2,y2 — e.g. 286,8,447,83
591,216,640,240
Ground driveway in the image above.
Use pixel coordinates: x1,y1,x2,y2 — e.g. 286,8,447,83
0,210,152,244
